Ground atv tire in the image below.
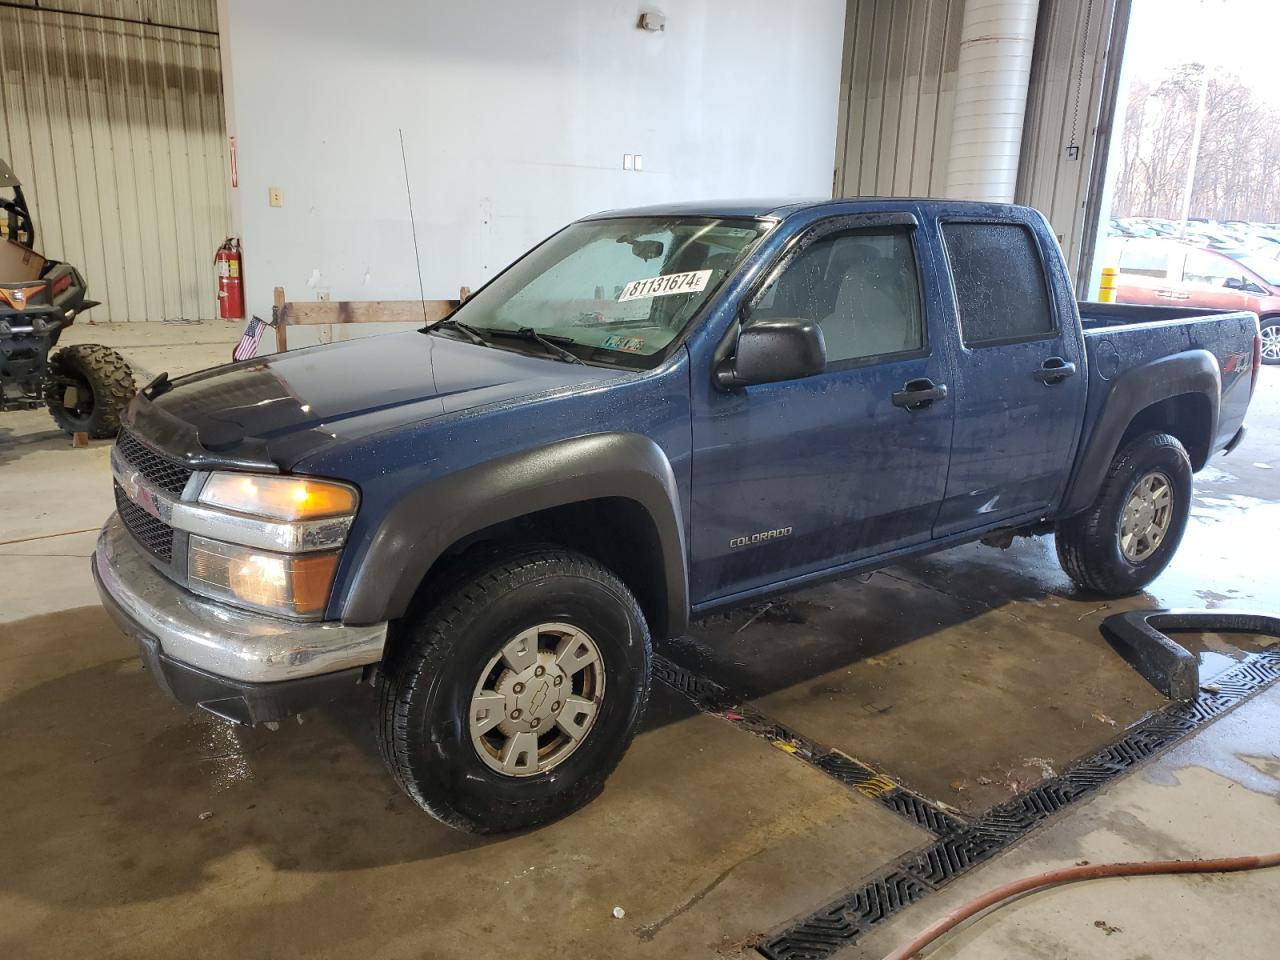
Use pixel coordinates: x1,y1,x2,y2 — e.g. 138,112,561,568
46,344,135,438
377,547,652,833
1055,432,1192,596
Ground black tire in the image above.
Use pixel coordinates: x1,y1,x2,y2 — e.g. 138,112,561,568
1055,432,1192,596
377,547,652,833
46,344,135,438
1260,316,1280,366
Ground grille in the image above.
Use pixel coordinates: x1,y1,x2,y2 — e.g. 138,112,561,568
115,482,174,561
116,429,193,496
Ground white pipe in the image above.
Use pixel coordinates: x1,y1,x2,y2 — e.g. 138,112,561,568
944,0,1040,203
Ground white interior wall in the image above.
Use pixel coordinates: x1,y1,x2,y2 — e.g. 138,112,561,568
217,0,846,332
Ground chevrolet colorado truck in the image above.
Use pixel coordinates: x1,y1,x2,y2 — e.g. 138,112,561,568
94,199,1260,832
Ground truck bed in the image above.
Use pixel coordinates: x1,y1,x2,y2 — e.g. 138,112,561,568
1076,300,1257,474
1078,300,1249,330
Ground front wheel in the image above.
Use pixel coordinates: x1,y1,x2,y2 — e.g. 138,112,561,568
46,344,135,438
1260,317,1280,365
1055,432,1192,596
377,548,652,833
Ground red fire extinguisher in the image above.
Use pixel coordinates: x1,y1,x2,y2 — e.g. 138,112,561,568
215,238,244,320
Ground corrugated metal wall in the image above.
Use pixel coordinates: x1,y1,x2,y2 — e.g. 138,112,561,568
1017,0,1128,287
0,0,229,322
834,0,1129,283
834,0,965,198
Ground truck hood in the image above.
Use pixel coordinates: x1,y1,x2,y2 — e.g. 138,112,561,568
140,330,630,469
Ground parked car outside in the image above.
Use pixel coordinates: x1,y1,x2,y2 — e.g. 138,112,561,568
1103,236,1280,362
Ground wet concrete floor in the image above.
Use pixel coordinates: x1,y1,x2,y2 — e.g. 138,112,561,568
1,324,1277,959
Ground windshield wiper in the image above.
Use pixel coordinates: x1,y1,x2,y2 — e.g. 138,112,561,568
429,318,491,347
487,327,584,364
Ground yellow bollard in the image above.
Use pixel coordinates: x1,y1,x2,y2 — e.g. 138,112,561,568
1099,266,1118,303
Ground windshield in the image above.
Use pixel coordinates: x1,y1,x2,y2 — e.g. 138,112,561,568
1240,256,1280,287
444,216,770,368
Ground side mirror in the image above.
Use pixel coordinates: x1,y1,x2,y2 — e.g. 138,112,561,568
715,317,826,389
1224,277,1247,290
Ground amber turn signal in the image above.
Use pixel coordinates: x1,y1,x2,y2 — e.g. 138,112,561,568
198,473,358,522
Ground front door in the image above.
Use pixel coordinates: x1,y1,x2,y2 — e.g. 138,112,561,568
689,212,955,603
1174,248,1256,310
930,214,1088,537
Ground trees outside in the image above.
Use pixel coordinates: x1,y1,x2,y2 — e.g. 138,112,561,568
1112,64,1280,222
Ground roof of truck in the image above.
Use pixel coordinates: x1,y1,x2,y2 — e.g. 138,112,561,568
583,199,824,220
582,197,1030,221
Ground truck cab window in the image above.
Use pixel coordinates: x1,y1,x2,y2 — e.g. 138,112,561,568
943,222,1054,346
749,227,923,363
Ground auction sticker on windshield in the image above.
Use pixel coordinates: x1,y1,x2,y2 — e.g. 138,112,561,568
618,269,712,302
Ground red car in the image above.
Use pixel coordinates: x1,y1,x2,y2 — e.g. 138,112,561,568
1103,237,1280,363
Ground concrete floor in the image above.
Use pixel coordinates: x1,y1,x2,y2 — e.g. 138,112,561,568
1,321,1277,959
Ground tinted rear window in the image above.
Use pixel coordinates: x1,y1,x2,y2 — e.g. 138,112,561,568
942,222,1055,346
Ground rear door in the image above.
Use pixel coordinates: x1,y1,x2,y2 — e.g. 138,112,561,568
1109,238,1177,305
930,212,1088,538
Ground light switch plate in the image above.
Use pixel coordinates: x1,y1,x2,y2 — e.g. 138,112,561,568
633,154,643,171
622,154,633,171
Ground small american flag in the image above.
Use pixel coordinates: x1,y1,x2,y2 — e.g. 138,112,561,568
233,315,268,361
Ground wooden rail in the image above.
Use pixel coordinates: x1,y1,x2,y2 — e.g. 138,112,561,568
271,285,470,352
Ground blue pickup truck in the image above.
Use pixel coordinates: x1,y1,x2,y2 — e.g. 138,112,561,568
94,198,1260,831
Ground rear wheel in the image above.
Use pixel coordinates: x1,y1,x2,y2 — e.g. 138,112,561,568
46,344,135,438
1260,317,1280,365
377,548,651,833
1055,432,1192,596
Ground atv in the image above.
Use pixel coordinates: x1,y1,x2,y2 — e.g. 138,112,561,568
1,158,134,438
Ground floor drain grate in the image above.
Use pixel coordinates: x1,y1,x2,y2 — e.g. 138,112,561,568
653,653,966,837
757,647,1280,960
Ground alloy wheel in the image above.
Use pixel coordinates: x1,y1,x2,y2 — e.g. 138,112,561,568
1261,324,1280,363
1119,470,1173,562
468,622,605,777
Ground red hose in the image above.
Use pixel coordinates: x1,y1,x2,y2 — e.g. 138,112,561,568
881,851,1280,960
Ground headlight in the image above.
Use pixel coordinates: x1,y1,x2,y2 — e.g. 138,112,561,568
198,473,358,521
189,536,340,618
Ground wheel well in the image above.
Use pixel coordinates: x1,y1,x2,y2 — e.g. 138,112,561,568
1117,393,1212,470
409,497,670,634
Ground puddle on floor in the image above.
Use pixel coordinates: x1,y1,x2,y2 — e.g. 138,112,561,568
1165,629,1269,683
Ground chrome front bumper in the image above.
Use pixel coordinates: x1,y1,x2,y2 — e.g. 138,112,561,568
93,513,387,685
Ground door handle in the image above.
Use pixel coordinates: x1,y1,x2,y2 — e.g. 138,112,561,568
892,378,948,410
1034,357,1077,384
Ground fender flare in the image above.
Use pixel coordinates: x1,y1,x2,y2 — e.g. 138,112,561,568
339,432,689,637
1060,348,1220,515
